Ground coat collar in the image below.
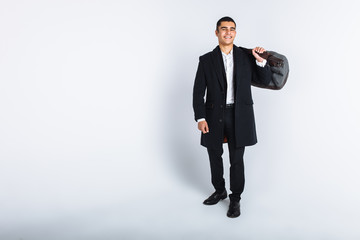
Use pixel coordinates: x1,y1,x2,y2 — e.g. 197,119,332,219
211,45,226,90
211,44,245,90
232,45,246,82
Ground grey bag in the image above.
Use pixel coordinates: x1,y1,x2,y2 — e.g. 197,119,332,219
242,47,289,90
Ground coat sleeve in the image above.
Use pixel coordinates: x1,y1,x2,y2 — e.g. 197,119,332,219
192,58,206,122
250,57,272,86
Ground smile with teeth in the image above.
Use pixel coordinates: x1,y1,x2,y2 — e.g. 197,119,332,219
225,36,232,39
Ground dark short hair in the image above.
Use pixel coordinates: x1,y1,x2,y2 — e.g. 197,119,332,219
216,16,236,31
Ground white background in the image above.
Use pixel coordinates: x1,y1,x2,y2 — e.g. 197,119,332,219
1,0,360,239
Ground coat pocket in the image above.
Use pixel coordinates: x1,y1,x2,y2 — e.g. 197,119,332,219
206,102,214,108
240,98,253,105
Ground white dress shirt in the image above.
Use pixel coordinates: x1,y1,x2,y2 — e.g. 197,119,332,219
222,49,235,104
197,48,267,123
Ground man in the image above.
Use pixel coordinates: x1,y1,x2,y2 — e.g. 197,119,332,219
192,16,272,218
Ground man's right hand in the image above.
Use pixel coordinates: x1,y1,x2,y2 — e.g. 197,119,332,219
198,120,209,134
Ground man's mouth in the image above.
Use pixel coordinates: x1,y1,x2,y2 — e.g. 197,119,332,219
224,36,232,39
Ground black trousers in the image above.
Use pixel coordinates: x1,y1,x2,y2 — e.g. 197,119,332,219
207,107,245,202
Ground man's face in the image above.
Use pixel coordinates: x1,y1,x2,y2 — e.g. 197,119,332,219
215,21,236,46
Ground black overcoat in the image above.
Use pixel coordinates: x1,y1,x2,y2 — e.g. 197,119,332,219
193,45,272,148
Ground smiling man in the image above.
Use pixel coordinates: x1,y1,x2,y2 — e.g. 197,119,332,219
192,16,272,218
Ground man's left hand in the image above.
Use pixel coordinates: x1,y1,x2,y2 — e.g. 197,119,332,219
252,47,266,62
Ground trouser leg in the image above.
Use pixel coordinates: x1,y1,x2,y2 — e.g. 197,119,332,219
224,108,245,202
206,146,225,193
228,144,245,201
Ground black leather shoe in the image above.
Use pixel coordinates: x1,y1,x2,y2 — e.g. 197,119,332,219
203,190,227,205
227,201,240,218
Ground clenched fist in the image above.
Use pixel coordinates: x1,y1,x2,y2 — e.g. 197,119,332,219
252,46,266,63
198,120,209,134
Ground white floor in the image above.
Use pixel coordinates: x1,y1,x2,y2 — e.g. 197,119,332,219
1,151,360,240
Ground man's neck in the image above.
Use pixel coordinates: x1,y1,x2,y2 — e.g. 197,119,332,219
219,44,233,55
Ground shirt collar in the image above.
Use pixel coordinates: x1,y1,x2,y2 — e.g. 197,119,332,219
221,48,233,58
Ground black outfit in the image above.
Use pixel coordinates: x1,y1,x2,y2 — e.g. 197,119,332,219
207,107,245,201
193,45,271,201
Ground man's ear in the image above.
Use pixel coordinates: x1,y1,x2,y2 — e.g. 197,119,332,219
215,30,218,37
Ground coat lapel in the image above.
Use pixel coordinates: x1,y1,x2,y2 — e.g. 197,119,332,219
233,45,244,85
233,45,249,93
210,46,226,90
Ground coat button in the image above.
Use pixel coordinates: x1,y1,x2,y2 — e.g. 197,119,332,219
220,105,223,108
219,119,222,122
